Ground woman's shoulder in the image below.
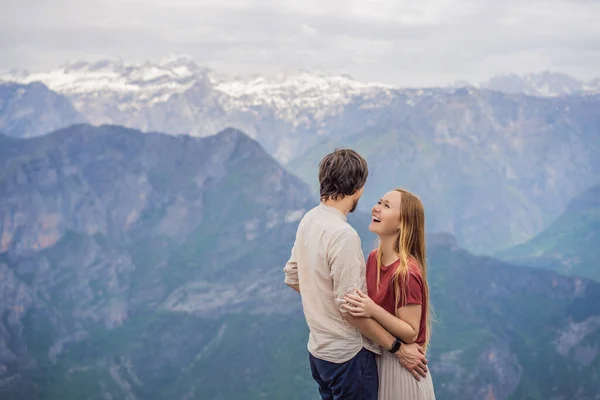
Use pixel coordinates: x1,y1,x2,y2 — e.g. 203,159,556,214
366,249,378,268
407,257,424,279
367,249,378,260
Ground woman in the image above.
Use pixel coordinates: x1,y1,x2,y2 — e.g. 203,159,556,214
342,188,436,400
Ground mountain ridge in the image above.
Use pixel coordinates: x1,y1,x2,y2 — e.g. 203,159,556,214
3,56,599,99
2,57,599,149
0,81,86,139
478,71,600,97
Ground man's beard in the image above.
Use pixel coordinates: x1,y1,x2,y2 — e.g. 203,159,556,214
349,198,359,213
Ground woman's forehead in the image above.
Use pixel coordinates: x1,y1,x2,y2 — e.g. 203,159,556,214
382,191,402,207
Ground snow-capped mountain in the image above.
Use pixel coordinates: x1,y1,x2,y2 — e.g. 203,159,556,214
1,56,395,129
215,71,395,126
3,57,599,120
479,71,600,97
2,56,599,163
1,55,404,161
1,55,212,119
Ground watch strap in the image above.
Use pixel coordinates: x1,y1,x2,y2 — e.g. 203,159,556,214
389,338,401,353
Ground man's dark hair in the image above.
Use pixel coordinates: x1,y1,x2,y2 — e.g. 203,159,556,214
318,148,368,201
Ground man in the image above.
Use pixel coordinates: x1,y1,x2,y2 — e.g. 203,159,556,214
284,148,428,400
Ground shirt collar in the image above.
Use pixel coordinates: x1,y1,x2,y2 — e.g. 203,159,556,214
318,202,348,221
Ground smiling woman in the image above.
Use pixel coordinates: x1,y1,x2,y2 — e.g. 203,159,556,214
343,188,436,400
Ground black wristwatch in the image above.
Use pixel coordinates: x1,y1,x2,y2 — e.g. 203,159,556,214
388,338,402,354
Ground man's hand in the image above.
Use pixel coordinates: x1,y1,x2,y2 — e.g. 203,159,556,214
395,343,428,381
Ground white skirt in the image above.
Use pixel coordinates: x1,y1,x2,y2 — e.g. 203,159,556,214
377,350,436,400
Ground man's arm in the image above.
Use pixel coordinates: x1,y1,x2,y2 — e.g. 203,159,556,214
344,313,395,350
328,229,397,349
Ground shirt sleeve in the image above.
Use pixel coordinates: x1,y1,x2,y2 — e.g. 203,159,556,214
283,244,299,286
405,270,424,306
328,228,366,313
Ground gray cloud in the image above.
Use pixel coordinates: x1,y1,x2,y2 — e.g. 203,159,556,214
1,0,599,86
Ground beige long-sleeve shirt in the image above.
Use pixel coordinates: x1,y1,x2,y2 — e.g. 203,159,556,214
283,203,380,363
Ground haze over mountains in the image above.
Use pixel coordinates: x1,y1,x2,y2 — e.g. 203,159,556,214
2,56,600,254
0,125,598,400
2,56,599,160
471,71,600,97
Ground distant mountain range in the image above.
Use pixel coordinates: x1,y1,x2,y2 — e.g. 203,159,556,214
1,56,599,255
0,56,398,161
477,71,600,98
1,56,599,160
288,89,600,253
0,125,598,400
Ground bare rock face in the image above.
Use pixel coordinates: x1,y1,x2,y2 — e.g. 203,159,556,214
0,125,315,397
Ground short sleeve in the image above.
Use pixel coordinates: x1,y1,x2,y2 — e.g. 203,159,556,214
328,229,366,313
405,270,424,306
366,250,377,275
283,244,299,286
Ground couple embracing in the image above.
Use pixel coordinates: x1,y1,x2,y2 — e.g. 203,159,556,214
284,148,436,399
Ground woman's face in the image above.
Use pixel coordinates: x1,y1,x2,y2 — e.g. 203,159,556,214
369,191,402,236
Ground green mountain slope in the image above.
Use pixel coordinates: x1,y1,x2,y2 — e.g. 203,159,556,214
497,184,600,282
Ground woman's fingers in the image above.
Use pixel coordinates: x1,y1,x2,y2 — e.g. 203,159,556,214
345,293,361,301
341,304,366,317
341,304,359,313
343,297,363,307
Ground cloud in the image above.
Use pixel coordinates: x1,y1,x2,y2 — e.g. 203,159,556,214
1,0,599,86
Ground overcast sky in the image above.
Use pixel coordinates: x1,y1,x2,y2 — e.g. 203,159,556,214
1,0,599,86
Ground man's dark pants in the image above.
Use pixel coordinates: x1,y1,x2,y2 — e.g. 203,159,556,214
309,347,378,400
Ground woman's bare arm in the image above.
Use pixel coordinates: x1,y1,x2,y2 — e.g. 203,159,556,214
371,303,421,344
342,290,421,344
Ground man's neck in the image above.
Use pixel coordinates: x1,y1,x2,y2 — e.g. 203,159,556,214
379,234,399,266
322,198,353,216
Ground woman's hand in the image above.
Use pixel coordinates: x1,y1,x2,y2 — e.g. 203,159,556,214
342,290,378,318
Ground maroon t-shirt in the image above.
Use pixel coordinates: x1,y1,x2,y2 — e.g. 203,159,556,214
365,249,427,346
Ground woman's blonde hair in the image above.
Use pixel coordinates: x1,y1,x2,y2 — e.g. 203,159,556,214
375,188,433,351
